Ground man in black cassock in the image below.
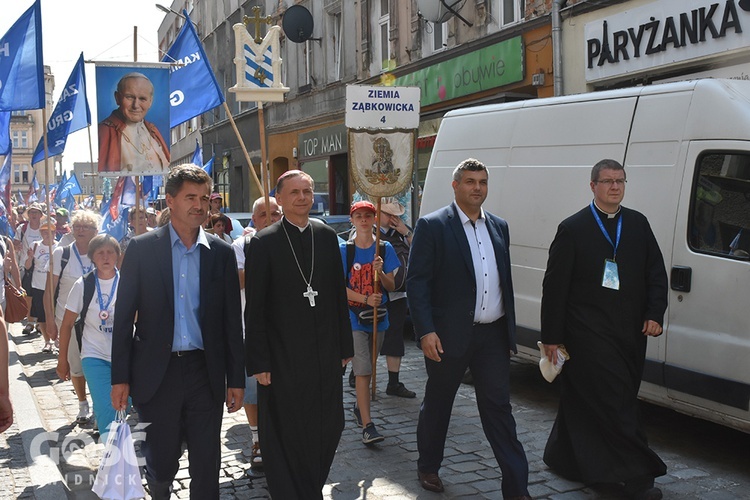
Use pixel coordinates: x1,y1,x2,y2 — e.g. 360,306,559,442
245,170,354,499
541,159,668,500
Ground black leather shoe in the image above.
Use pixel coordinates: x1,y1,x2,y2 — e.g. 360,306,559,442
418,471,444,493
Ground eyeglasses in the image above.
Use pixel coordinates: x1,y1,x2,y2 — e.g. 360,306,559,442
595,178,627,186
73,225,97,231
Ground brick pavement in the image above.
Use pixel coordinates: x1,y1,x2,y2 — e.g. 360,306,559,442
5,320,750,499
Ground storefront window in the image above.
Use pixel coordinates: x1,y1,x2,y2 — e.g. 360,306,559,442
301,159,330,214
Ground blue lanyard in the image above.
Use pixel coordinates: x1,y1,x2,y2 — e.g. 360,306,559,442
95,270,119,326
72,245,92,274
590,201,622,259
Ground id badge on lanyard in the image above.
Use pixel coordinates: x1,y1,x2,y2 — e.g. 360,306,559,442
590,202,622,291
602,259,619,290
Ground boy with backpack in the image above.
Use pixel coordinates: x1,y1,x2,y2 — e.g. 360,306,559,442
340,201,400,445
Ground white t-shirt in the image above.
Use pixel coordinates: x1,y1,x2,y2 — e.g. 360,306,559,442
52,244,93,320
16,224,42,263
65,275,118,362
31,241,54,290
232,235,248,271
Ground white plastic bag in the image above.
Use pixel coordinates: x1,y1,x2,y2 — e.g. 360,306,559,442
537,341,569,383
92,411,146,500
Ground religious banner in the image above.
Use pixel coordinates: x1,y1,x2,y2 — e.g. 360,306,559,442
95,62,171,176
348,129,414,198
229,7,289,103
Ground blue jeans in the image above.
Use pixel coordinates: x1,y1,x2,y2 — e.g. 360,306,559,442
81,357,119,442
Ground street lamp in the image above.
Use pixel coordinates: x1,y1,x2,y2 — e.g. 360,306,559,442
155,3,199,30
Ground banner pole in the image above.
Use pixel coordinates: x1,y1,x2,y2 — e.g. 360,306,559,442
41,108,55,334
87,125,97,198
371,196,382,401
258,102,272,227
222,101,264,198
135,176,143,236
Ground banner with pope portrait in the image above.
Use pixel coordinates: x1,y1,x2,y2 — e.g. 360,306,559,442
95,62,171,177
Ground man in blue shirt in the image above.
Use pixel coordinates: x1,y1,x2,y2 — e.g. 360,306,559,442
112,164,244,499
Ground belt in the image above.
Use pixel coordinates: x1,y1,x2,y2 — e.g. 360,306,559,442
473,316,504,327
171,349,202,358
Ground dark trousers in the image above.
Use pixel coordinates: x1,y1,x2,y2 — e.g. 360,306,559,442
417,320,529,497
380,297,408,357
135,351,223,499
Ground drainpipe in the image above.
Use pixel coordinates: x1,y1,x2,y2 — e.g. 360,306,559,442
552,0,566,96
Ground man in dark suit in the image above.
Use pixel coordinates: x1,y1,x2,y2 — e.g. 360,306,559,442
111,164,244,499
406,158,531,499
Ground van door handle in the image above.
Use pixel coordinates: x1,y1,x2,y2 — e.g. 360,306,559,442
670,266,692,292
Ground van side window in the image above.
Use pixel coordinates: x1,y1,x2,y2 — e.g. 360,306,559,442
689,153,750,259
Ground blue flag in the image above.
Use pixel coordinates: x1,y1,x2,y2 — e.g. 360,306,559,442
26,170,39,202
0,112,10,155
99,195,111,216
142,176,153,199
55,171,82,204
63,193,76,212
0,197,13,237
101,206,129,242
0,1,44,111
53,171,67,205
203,156,214,176
163,10,225,127
192,139,203,167
31,53,91,164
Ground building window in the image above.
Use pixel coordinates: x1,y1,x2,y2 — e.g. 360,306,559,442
11,110,25,116
328,12,343,82
495,0,525,26
11,131,28,149
689,152,750,259
426,21,448,53
379,0,391,70
21,164,29,183
13,164,20,184
304,40,312,86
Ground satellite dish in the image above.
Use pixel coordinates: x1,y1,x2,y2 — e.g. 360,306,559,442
282,5,315,43
417,0,468,24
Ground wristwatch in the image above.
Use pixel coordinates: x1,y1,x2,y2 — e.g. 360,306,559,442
404,230,413,237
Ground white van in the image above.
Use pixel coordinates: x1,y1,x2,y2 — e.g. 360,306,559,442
420,78,750,433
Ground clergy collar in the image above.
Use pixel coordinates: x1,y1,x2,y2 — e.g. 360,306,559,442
593,200,621,219
283,216,310,232
454,202,485,226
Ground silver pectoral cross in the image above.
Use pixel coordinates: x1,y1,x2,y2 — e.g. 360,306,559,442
303,285,318,307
